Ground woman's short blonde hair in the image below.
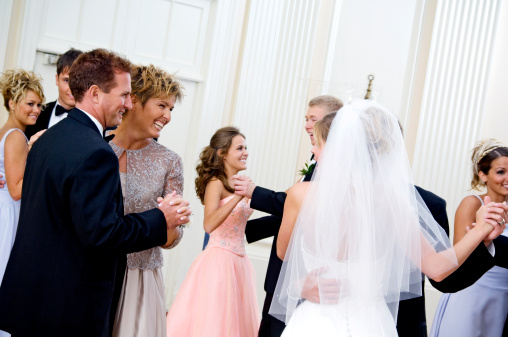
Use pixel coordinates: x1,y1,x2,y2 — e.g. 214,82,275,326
131,64,183,105
0,69,45,111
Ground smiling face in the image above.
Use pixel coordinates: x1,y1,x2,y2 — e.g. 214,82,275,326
9,90,43,127
223,135,248,174
305,105,327,145
98,71,132,128
55,69,75,110
480,156,508,199
130,95,176,139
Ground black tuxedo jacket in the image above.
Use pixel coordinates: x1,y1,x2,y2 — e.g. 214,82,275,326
428,234,508,293
0,109,167,337
25,100,56,139
245,182,448,337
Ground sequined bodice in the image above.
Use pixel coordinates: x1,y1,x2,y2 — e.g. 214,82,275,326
207,196,253,256
111,140,184,270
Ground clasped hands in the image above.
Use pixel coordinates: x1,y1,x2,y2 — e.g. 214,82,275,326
232,175,256,199
157,191,191,229
469,196,508,245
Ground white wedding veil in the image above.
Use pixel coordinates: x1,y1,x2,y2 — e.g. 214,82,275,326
269,100,457,325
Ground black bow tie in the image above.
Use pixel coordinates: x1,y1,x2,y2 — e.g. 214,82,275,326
103,133,115,142
55,105,71,116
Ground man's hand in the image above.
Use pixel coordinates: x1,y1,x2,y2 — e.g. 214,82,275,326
157,191,192,229
0,174,4,188
232,175,256,199
300,267,342,304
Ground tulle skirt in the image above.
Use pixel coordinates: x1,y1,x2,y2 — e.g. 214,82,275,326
113,267,167,337
166,246,260,337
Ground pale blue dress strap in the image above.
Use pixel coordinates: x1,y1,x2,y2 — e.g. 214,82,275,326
472,194,484,205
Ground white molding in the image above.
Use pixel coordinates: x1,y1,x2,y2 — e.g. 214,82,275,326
0,0,14,70
17,0,45,69
412,0,503,223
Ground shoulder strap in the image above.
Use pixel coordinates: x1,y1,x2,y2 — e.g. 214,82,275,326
472,194,484,205
2,128,28,144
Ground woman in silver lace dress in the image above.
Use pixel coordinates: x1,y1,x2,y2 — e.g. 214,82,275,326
110,65,184,337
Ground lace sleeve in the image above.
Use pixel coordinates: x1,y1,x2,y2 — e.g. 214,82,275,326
163,152,184,197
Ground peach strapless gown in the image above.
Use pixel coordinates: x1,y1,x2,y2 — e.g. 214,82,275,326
166,196,260,337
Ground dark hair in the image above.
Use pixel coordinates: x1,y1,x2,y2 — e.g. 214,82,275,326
195,127,245,204
314,112,337,144
69,48,132,103
56,48,83,75
471,139,508,190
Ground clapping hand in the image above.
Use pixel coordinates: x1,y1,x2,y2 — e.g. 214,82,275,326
157,191,192,229
232,175,256,199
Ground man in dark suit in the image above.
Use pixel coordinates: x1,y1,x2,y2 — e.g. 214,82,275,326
0,49,191,337
234,95,343,337
25,48,83,139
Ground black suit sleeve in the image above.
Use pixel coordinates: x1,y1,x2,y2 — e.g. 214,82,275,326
250,186,287,217
428,242,495,292
245,215,282,243
494,235,508,269
70,147,167,254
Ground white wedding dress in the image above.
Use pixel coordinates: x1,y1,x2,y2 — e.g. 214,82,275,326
270,101,457,337
281,243,397,337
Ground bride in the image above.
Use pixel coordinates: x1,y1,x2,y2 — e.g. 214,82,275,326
269,100,507,336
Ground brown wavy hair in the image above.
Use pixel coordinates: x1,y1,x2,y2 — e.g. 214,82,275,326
195,126,245,204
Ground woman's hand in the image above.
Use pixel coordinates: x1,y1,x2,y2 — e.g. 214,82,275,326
473,196,508,244
28,129,46,150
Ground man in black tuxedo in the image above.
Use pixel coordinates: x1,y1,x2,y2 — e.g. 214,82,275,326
234,95,343,337
0,49,191,337
25,48,82,139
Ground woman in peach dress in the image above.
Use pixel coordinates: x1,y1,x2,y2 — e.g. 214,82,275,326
166,127,259,337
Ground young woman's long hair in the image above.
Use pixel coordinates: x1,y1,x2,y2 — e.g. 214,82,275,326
195,127,245,204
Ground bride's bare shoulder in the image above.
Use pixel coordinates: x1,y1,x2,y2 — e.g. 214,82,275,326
287,182,310,204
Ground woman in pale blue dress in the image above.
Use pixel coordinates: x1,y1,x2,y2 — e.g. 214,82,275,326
430,139,508,337
0,69,45,337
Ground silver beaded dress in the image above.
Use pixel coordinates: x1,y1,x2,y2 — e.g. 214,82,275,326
110,139,184,337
